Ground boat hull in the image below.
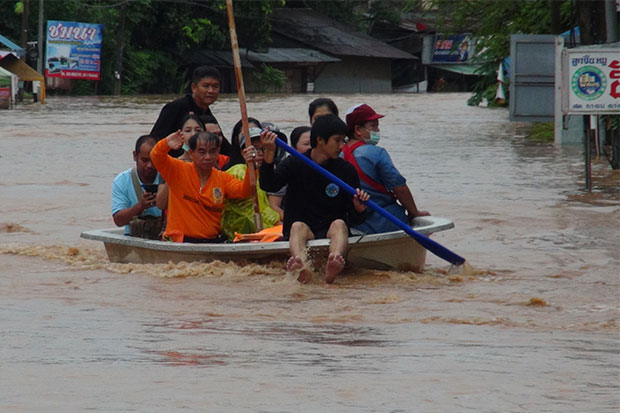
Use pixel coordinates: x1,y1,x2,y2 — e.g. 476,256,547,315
81,216,455,272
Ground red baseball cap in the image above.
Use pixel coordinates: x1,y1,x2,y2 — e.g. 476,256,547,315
345,104,384,133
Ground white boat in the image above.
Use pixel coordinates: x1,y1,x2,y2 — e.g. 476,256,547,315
80,216,455,272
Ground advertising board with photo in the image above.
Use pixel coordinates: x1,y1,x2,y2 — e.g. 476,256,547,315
431,34,472,64
46,20,103,80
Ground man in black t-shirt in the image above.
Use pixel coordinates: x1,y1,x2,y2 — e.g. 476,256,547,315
259,114,369,284
150,66,233,158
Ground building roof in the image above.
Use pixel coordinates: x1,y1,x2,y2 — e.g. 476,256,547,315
0,34,24,56
0,54,45,103
190,47,340,69
188,50,256,69
270,8,416,60
0,54,43,82
240,48,340,64
430,64,482,76
0,66,15,79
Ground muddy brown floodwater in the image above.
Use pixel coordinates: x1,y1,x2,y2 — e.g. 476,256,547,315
1,93,619,411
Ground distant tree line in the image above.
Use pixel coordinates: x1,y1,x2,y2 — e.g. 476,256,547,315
2,0,608,101
1,0,284,95
1,0,420,95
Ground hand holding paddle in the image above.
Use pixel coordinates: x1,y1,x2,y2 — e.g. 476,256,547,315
352,188,369,212
260,129,277,163
273,138,466,266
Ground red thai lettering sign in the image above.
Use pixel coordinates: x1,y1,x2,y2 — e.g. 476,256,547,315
563,49,620,114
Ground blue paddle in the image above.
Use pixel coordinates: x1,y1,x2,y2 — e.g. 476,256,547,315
274,139,466,266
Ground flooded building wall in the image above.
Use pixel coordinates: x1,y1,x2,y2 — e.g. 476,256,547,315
315,57,392,93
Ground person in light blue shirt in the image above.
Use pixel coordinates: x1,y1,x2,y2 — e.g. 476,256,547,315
111,135,163,234
343,104,429,234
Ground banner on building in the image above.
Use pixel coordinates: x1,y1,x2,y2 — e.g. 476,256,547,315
0,88,10,109
431,34,473,64
563,48,620,114
46,20,103,80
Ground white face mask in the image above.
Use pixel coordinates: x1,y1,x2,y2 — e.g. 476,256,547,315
182,143,190,152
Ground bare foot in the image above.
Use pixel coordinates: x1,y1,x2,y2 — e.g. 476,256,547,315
286,256,303,272
297,268,313,284
287,256,313,283
325,253,345,284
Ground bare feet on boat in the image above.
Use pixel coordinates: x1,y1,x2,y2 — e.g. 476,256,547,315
287,256,303,271
287,256,313,284
325,253,345,284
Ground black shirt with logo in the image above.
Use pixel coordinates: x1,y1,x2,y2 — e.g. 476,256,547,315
259,150,366,239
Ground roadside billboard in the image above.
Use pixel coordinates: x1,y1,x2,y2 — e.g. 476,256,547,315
562,48,620,114
46,20,103,80
431,34,473,64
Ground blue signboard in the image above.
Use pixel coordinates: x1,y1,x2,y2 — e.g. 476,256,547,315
46,20,103,80
432,34,472,64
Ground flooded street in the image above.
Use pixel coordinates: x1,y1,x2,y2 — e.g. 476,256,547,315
1,93,619,411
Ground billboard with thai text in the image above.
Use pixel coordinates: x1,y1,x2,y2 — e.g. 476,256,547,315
46,20,103,80
431,34,472,64
563,49,620,114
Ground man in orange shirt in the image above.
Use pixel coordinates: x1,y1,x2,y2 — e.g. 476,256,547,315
150,129,262,242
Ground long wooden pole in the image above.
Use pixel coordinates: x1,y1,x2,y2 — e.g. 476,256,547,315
226,0,263,232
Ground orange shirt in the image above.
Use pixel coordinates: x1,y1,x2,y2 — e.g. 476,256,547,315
151,139,251,240
217,154,230,170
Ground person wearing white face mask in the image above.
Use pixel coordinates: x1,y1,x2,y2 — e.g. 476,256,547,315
343,103,429,234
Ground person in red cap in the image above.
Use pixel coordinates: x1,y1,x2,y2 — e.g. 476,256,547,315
343,104,429,234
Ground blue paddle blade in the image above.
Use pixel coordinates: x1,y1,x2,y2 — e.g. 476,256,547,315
274,139,466,266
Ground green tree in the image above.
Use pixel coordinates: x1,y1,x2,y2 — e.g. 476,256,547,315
0,0,284,95
414,0,572,106
292,0,412,33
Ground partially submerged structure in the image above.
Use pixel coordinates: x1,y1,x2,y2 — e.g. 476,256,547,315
0,65,18,108
0,34,45,106
189,8,416,93
269,8,416,93
0,53,46,104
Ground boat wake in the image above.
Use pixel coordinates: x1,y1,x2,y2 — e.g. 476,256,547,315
0,242,495,286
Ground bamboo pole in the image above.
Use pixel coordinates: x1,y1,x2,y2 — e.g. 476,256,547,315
226,0,263,231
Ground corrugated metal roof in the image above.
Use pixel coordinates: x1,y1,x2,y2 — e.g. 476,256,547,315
188,50,255,69
271,8,416,60
430,64,483,76
240,48,340,64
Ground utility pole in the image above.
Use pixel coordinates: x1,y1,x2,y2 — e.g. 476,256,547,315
37,0,43,74
20,0,30,48
18,0,30,102
113,3,127,95
576,0,607,45
33,0,43,102
549,0,562,34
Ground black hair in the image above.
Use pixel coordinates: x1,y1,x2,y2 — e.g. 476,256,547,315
180,113,205,130
308,98,339,122
188,131,221,151
191,65,221,84
135,135,156,153
231,117,262,149
310,114,347,148
290,126,311,150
